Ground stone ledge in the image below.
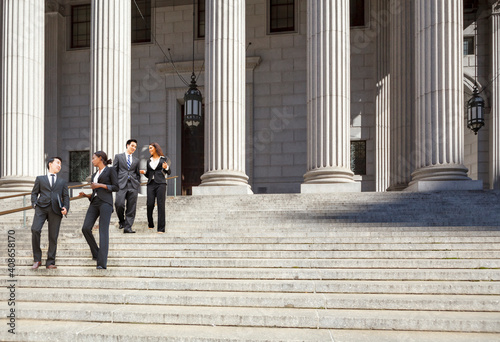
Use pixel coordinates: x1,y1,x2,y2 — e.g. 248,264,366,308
301,182,361,193
405,180,483,192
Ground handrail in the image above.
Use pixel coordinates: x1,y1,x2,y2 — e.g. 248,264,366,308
0,176,179,217
0,183,88,200
0,195,87,216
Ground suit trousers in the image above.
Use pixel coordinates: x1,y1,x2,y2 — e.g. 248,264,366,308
31,205,62,266
115,181,138,230
147,182,166,232
81,197,113,268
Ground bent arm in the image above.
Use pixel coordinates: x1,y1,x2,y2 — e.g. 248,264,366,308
113,154,120,173
62,182,70,212
106,167,119,192
31,177,40,207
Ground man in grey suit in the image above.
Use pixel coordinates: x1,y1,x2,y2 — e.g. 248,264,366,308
31,157,70,269
113,139,141,234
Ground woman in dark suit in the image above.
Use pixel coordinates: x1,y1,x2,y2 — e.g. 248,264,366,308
79,151,118,269
140,142,171,233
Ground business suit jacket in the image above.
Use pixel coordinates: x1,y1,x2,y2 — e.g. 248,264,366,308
31,175,70,215
145,156,171,185
113,152,141,190
90,167,119,207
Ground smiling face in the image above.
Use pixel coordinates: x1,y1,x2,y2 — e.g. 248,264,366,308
126,141,137,155
148,145,156,156
48,158,62,174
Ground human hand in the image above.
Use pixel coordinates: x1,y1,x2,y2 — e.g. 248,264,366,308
78,192,89,198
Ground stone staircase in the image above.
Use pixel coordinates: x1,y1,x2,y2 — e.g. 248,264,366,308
1,191,500,341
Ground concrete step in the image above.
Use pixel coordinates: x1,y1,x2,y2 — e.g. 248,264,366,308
7,241,500,251
6,226,500,237
4,191,500,228
8,288,500,312
12,302,500,333
8,249,500,259
7,232,500,243
7,257,500,269
2,191,500,340
3,320,499,342
13,277,500,295
13,267,500,281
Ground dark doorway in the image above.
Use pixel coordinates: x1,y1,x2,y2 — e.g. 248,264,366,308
181,105,204,195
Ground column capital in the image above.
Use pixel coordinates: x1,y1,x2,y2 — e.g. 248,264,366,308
493,1,500,14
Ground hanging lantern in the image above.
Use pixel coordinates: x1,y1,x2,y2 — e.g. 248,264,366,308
184,73,202,128
467,86,485,135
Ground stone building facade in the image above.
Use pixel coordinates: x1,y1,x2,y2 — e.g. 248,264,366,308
1,0,499,195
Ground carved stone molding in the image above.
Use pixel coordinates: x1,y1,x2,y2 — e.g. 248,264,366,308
45,0,64,14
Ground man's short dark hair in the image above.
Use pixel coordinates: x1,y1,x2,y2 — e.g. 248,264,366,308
126,139,138,147
47,157,62,170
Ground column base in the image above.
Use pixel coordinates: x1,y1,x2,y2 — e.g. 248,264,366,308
303,167,355,184
199,170,250,187
387,183,409,192
193,170,253,196
411,164,471,182
405,180,483,192
0,176,35,193
301,182,361,194
192,185,253,196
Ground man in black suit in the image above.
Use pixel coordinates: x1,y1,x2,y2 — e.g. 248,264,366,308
113,139,141,234
30,157,70,270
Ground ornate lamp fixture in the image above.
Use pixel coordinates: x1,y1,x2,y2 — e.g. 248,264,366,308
183,0,202,128
467,85,485,135
133,0,202,128
467,19,485,135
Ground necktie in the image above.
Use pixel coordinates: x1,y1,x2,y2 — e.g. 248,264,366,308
50,174,55,187
127,155,131,169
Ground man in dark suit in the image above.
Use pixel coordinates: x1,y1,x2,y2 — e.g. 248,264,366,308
113,139,141,234
30,157,70,270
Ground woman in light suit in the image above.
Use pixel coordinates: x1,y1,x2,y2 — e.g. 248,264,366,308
140,143,171,233
79,151,118,269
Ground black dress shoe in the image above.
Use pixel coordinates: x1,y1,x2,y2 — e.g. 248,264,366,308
96,266,106,269
123,228,136,234
118,223,124,229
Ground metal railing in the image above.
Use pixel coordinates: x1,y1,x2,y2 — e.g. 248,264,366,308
0,176,178,221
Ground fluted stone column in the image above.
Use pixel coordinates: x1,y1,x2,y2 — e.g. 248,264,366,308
193,0,252,195
45,1,63,165
90,0,131,162
408,0,482,191
388,0,415,191
375,0,390,192
0,0,45,191
491,2,500,189
301,0,360,193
